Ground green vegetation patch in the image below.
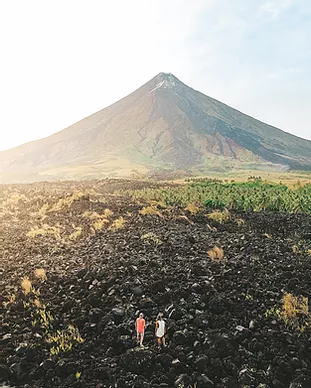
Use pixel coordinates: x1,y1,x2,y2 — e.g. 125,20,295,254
130,180,311,214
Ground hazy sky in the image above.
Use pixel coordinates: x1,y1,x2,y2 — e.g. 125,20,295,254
0,0,310,151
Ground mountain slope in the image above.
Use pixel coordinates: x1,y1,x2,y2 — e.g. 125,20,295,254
1,72,311,182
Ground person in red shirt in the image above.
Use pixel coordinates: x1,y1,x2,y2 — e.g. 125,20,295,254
135,312,146,347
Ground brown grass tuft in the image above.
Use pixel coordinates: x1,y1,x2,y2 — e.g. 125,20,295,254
139,206,162,217
292,245,298,253
208,246,224,261
109,216,126,231
21,277,32,295
68,226,83,241
34,268,47,281
141,232,162,245
236,218,245,227
26,224,61,240
176,215,194,225
207,223,217,232
282,293,308,319
103,208,113,218
93,219,109,231
184,203,200,215
207,209,230,224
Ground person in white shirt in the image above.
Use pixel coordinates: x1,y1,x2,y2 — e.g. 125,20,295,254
155,313,166,348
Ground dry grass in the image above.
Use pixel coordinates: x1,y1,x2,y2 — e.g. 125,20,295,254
49,192,86,212
263,233,272,239
208,246,224,261
281,293,310,331
207,209,230,224
83,211,102,220
149,200,167,208
46,324,84,355
207,223,217,231
176,215,194,225
26,224,61,239
33,299,42,308
2,293,16,308
139,206,162,217
267,293,311,332
282,293,308,319
184,203,200,215
109,216,126,231
307,249,311,256
93,218,109,231
141,232,162,245
83,208,113,220
103,208,113,218
30,203,49,220
235,218,245,227
34,268,47,281
292,245,298,253
68,226,83,241
21,277,32,295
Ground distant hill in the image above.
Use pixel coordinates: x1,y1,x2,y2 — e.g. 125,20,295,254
1,72,311,182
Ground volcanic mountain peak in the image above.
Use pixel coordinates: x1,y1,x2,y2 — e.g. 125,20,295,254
1,72,311,183
148,72,181,94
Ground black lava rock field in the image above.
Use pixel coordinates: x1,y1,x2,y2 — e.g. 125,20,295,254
1,181,311,388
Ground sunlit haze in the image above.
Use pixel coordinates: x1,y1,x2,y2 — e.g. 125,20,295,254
0,0,310,151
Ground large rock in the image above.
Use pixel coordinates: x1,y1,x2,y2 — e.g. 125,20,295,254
111,307,125,324
120,349,156,376
174,374,192,388
194,355,209,373
196,374,215,387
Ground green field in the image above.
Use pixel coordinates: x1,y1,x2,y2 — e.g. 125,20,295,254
130,179,311,214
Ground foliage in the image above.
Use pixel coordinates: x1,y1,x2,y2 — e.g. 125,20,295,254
19,276,85,356
130,181,311,214
47,324,84,355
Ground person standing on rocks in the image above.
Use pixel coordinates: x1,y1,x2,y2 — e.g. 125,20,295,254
135,312,146,347
155,313,166,348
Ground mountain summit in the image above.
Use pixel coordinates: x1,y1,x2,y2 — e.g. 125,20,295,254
1,73,311,182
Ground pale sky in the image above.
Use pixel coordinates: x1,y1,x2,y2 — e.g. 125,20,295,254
0,0,310,151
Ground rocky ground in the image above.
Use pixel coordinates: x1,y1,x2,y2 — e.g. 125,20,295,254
1,181,311,388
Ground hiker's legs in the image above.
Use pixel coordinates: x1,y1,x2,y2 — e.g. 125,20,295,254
162,336,166,346
140,332,144,346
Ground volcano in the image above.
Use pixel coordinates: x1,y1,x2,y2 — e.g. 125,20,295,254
1,72,311,182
